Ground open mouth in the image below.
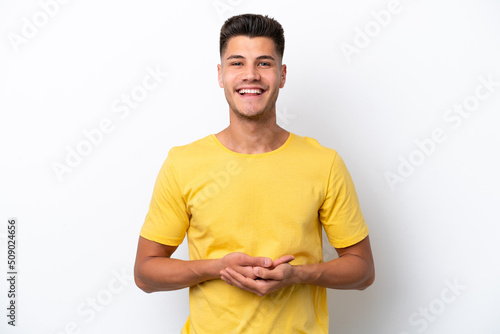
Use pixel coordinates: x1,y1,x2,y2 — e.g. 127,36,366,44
238,88,264,96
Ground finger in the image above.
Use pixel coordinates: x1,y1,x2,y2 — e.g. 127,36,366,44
226,265,257,279
253,266,268,279
221,269,241,287
220,269,229,280
251,256,272,268
232,253,272,268
254,266,285,280
224,268,261,294
225,267,253,285
272,255,295,267
220,272,231,285
227,268,283,296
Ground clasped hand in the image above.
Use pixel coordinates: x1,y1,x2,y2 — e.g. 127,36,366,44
219,252,296,296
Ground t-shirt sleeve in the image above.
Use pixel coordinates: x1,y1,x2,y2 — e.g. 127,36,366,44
319,151,369,248
140,148,190,246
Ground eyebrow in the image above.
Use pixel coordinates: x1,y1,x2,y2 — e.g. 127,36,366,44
226,55,276,61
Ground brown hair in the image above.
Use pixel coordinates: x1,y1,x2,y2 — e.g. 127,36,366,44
219,14,285,60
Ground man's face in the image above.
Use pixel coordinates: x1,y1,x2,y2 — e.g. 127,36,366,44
218,36,286,121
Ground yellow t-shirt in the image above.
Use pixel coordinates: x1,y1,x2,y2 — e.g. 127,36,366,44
140,132,369,334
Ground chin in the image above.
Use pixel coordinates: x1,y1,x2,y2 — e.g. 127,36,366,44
233,109,267,120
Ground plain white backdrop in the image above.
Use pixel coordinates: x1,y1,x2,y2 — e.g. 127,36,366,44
1,0,499,333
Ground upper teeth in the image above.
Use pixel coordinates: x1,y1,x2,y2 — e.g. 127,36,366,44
239,89,262,94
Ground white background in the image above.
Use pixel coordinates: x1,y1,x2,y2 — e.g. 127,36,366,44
1,0,499,333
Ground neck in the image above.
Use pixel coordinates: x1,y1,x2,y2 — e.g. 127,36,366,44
215,108,289,154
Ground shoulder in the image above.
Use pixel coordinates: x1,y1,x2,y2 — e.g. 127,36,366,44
155,135,214,173
163,135,219,170
290,133,339,162
167,135,214,158
160,135,220,179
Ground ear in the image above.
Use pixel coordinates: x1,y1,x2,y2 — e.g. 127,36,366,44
279,64,287,88
217,64,224,88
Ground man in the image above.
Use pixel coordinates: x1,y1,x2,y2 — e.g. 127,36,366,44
134,14,374,333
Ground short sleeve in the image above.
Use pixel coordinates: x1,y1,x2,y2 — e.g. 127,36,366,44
140,148,190,246
319,152,369,248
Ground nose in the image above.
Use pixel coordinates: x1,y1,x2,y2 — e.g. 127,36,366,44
242,64,260,82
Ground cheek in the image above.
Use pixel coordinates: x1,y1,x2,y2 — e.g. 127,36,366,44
264,73,281,87
221,73,238,88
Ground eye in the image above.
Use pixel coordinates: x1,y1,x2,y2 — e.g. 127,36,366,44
259,62,271,67
231,62,243,66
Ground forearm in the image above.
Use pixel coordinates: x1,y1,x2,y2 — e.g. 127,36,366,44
135,257,221,293
294,254,375,290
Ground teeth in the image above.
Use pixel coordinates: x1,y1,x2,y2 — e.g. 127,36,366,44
238,89,262,95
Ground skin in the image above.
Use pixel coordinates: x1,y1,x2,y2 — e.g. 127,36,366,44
134,35,375,296
216,36,289,154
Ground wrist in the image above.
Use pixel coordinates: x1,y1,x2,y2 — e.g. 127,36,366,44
189,258,223,281
207,258,224,279
214,257,225,276
290,264,303,285
291,263,319,285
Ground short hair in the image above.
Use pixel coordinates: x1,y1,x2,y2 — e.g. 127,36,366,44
219,14,285,60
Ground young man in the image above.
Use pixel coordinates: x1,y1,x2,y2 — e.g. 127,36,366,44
134,14,374,333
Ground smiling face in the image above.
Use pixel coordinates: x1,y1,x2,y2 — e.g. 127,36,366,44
218,36,286,121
